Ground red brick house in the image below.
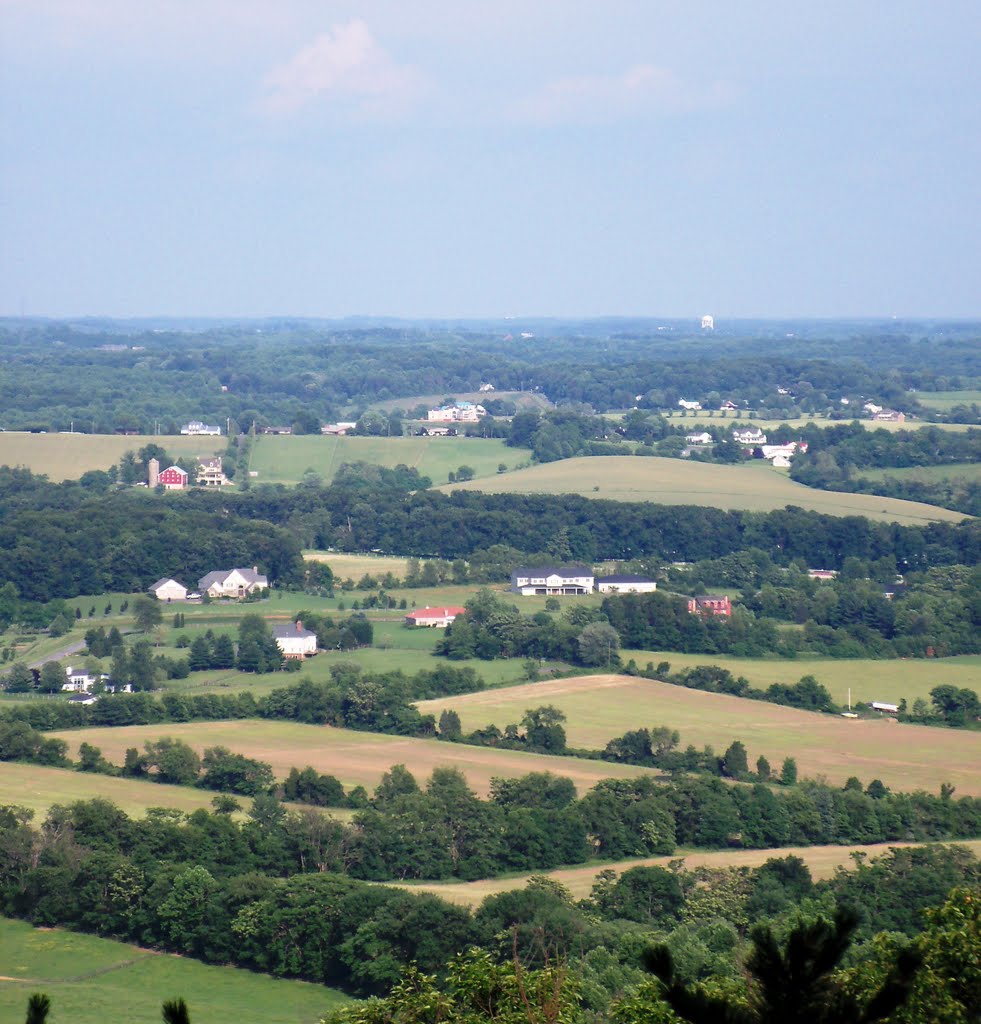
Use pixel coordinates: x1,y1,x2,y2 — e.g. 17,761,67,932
687,595,732,617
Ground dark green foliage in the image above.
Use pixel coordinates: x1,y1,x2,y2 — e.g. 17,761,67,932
25,993,50,1024
161,998,191,1024
645,904,920,1024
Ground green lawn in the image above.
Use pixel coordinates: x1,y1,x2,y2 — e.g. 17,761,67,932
0,917,347,1024
914,390,981,411
442,456,968,524
417,673,981,796
248,434,530,486
0,433,222,481
857,462,981,484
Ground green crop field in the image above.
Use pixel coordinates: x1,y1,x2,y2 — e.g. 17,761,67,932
248,434,529,486
442,456,968,524
0,917,346,1024
914,390,981,411
417,673,981,796
857,462,981,484
399,839,981,907
49,720,660,797
0,433,222,481
620,650,981,708
367,390,553,414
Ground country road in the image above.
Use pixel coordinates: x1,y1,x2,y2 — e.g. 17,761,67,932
27,639,85,670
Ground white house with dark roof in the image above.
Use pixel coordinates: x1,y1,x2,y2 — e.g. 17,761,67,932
148,578,188,602
197,567,268,599
511,566,594,596
595,574,657,594
732,427,768,446
272,621,318,659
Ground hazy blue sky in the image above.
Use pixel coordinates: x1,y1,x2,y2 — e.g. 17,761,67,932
2,1,978,318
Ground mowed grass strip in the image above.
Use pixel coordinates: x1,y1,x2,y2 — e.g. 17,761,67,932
620,650,981,708
858,462,981,484
441,456,967,524
249,434,528,486
914,390,981,411
367,390,553,414
417,674,981,796
48,720,660,797
397,840,981,907
0,433,222,481
0,917,347,1024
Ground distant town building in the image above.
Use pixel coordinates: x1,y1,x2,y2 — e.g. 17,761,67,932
321,422,357,435
260,425,293,435
678,399,702,411
478,382,495,392
147,457,160,487
807,569,838,581
732,427,768,446
181,420,221,436
701,315,715,330
872,409,906,423
685,432,714,446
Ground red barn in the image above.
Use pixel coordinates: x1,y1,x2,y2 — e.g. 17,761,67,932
158,465,189,490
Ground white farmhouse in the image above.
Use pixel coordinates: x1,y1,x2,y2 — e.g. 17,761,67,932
273,621,318,659
511,566,594,596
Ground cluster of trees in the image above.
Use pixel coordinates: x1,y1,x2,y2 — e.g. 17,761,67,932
788,423,981,515
2,468,981,609
1,782,979,1008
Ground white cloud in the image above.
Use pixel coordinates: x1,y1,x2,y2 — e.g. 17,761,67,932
257,20,429,118
514,63,735,124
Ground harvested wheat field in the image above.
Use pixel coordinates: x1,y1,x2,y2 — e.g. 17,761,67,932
49,719,659,797
417,674,981,796
398,839,981,906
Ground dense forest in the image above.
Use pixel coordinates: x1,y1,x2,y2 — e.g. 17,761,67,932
0,319,979,431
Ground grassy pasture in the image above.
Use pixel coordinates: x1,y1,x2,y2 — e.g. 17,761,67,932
48,720,659,797
417,674,981,796
0,433,222,481
399,840,981,907
914,390,981,410
367,390,553,414
0,917,346,1024
857,462,981,484
441,456,968,524
621,650,981,708
0,762,241,819
304,551,413,579
248,434,529,486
